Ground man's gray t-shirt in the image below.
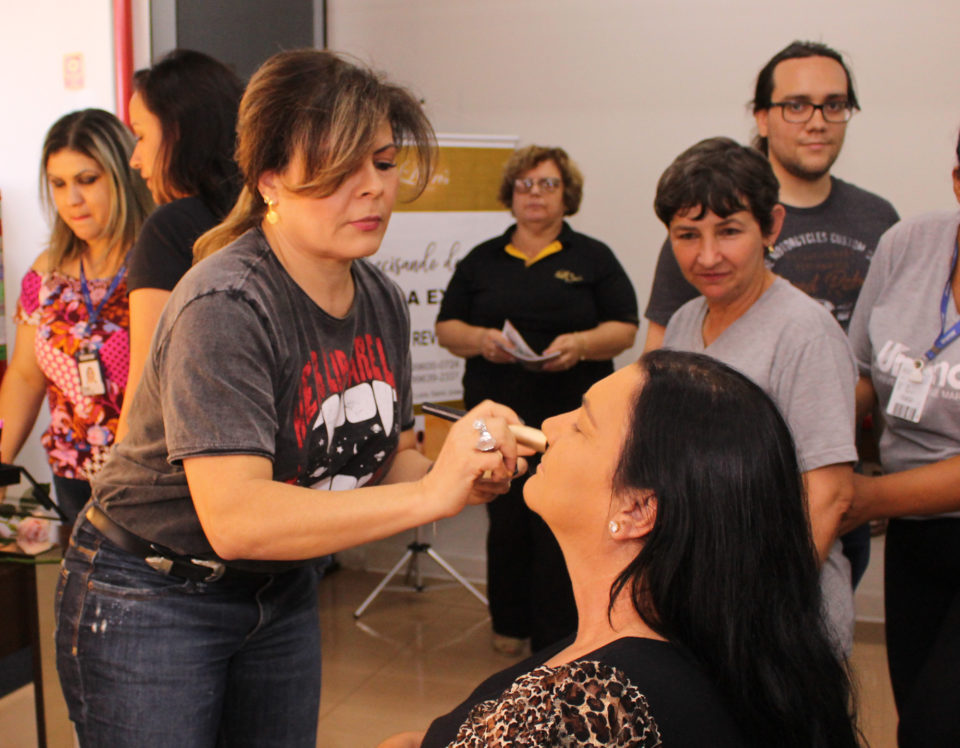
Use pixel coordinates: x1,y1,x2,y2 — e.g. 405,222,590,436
646,177,900,331
663,276,857,472
848,210,960,518
93,228,414,562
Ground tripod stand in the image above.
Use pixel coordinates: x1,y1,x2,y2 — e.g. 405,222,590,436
0,462,68,522
353,524,488,618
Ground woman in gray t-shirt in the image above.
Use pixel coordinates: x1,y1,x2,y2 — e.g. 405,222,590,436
55,51,529,748
652,137,858,654
846,131,960,747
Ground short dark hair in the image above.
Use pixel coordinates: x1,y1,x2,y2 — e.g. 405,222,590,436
653,137,779,235
497,145,584,216
133,49,243,215
610,350,860,747
752,41,859,154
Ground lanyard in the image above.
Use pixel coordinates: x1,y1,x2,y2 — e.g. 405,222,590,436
924,239,960,361
79,260,126,338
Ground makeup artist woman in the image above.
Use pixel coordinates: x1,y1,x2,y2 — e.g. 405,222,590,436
436,146,638,655
55,50,524,748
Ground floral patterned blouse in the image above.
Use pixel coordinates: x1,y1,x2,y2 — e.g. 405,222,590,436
15,268,130,480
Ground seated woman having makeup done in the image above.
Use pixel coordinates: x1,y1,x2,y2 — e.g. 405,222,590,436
380,350,861,748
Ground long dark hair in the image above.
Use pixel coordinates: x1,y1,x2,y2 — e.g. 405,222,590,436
132,49,243,215
611,350,860,748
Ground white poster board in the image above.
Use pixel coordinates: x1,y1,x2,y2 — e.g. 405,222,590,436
373,134,517,404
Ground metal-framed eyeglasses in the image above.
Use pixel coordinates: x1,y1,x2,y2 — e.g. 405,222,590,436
514,177,562,194
769,100,855,124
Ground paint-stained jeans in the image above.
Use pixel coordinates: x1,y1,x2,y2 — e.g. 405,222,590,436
55,518,321,748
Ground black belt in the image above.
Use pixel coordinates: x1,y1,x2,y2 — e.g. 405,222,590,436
85,505,227,583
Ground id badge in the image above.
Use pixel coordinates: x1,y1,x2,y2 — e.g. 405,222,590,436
886,359,932,423
77,349,107,397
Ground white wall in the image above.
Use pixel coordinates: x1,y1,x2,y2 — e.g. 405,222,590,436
0,2,118,480
328,0,960,594
3,2,957,602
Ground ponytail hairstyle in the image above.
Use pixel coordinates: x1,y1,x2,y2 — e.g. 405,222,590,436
40,108,154,270
132,49,243,215
611,350,861,748
194,49,436,262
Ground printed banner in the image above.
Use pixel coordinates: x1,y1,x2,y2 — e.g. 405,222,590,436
374,135,517,404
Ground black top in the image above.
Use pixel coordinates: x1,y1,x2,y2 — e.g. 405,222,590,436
127,196,219,292
421,636,746,747
437,222,638,426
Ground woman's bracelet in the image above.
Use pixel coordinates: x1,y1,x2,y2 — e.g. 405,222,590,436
577,332,588,361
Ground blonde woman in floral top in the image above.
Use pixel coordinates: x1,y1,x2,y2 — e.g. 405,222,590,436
0,110,152,521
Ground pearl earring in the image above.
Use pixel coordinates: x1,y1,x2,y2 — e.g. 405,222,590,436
609,520,620,535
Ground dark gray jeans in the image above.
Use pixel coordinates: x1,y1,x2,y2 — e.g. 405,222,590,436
56,519,321,747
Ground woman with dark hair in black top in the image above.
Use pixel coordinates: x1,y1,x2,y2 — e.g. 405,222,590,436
116,49,243,439
380,351,861,748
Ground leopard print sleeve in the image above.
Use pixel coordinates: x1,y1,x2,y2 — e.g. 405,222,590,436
446,660,663,747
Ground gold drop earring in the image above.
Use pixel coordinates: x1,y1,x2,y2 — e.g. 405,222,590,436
264,195,279,225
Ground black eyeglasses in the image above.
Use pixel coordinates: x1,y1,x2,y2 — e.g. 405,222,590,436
769,100,854,124
514,177,562,194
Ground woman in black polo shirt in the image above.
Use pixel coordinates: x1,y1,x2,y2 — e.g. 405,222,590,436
436,145,638,655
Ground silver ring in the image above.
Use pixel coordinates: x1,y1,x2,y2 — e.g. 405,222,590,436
473,419,497,452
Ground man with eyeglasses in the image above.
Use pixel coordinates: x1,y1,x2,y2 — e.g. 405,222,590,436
645,40,898,347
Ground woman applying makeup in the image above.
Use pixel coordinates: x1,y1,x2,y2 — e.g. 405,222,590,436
56,50,525,747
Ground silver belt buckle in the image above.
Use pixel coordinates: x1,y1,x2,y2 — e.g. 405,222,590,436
192,559,226,582
145,555,174,575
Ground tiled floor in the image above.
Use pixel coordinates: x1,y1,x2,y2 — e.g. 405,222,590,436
0,567,898,747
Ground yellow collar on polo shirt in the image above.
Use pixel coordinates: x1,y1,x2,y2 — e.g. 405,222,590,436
504,240,563,267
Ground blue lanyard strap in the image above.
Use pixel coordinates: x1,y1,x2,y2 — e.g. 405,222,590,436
924,239,960,361
79,260,126,338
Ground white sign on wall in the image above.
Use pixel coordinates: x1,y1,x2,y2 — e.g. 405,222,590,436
374,134,517,404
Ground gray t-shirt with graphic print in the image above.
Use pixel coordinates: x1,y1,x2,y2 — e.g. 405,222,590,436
93,228,413,566
848,210,960,499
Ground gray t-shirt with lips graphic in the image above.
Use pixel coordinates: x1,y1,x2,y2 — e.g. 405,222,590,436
849,210,960,518
93,228,415,567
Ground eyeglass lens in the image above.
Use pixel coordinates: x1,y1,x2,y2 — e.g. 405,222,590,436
777,101,852,123
515,177,562,193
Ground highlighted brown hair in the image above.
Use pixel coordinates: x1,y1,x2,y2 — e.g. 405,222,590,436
40,109,154,271
194,50,436,262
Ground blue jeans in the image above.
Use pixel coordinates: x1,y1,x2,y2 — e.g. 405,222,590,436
51,474,91,524
56,518,321,747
